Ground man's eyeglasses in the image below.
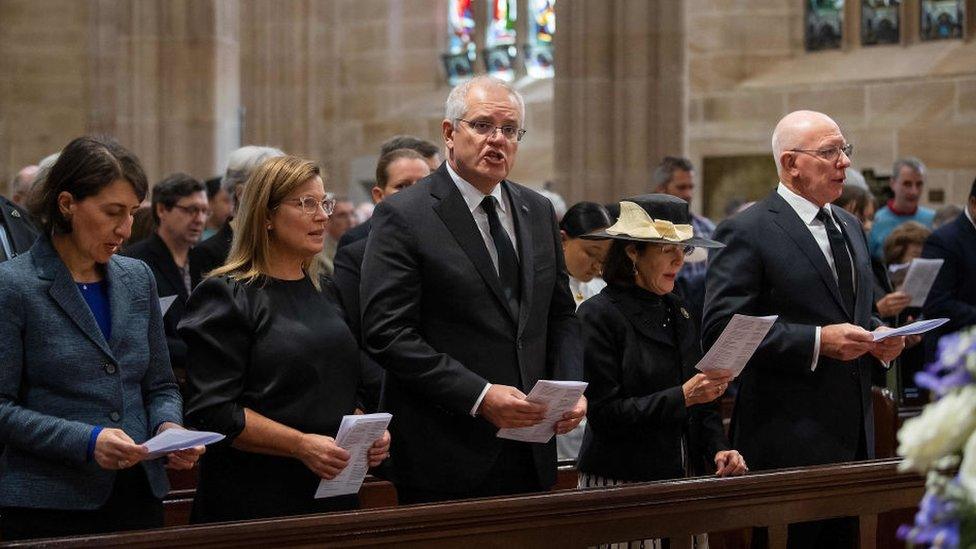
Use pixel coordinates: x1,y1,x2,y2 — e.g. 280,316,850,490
790,143,854,163
277,195,336,216
456,119,527,142
172,205,211,217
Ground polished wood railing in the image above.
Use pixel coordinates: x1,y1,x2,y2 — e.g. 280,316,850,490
2,459,922,549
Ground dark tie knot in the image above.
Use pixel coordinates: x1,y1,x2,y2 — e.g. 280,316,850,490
481,196,497,214
816,208,835,226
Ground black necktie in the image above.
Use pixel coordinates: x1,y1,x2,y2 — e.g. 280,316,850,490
481,196,521,316
816,208,855,316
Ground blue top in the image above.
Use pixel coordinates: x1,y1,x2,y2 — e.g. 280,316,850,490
868,204,935,260
77,281,111,341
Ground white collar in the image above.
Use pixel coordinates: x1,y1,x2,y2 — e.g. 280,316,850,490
777,182,833,225
445,160,507,215
966,204,976,230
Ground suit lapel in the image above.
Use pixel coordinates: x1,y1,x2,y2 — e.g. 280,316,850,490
505,182,535,335
36,239,116,360
767,193,849,318
430,169,517,324
148,233,187,300
1,202,32,254
106,257,134,353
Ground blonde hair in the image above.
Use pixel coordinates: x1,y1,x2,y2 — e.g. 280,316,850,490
209,155,324,289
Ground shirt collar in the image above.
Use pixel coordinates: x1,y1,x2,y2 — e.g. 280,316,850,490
966,205,976,230
445,160,506,215
777,181,830,225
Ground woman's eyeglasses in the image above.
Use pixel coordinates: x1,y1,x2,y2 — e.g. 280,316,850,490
277,195,336,216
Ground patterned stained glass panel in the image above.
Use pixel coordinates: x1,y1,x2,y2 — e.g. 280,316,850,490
862,0,900,45
525,0,555,79
485,0,518,81
805,0,845,51
446,0,477,86
921,0,964,40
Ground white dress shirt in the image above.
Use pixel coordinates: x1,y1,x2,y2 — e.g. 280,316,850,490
967,204,976,230
0,222,12,261
776,182,857,371
446,162,520,415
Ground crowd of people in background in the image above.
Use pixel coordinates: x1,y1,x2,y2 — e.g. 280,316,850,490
0,75,974,548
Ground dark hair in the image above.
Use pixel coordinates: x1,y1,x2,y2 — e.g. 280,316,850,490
379,135,440,160
833,185,874,217
652,156,694,189
560,201,612,238
204,176,222,199
602,239,647,287
28,135,148,235
970,176,976,200
151,173,205,225
376,148,427,189
883,221,931,266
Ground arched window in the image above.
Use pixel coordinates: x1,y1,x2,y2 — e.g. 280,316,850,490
524,0,555,79
443,0,477,85
485,0,518,81
805,0,845,51
921,0,965,40
861,0,900,45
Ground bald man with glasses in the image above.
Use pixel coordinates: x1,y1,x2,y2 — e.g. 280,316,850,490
703,110,906,548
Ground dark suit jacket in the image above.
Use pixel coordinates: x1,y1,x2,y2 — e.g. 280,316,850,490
337,218,371,249
703,190,882,471
0,237,182,509
577,285,728,482
0,195,38,261
360,164,582,495
122,233,199,384
922,212,976,363
189,221,232,282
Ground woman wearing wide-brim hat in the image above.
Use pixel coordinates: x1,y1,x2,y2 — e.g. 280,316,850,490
576,194,748,496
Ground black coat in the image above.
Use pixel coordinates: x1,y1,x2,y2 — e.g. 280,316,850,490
0,195,38,261
360,163,582,495
922,212,976,363
577,284,728,482
121,233,199,384
703,191,883,471
189,221,232,283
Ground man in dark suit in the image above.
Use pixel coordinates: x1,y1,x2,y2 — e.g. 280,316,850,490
703,110,905,548
122,174,208,387
922,178,976,363
0,193,38,263
190,145,283,281
361,75,586,503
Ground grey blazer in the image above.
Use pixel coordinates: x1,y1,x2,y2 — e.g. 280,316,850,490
0,236,183,510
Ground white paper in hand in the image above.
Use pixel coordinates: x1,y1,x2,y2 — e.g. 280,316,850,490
696,314,777,377
159,295,178,316
315,413,391,499
496,380,587,444
900,258,944,307
873,318,950,341
144,428,224,459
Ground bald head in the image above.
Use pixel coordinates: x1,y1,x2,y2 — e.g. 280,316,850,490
772,111,841,178
11,165,39,204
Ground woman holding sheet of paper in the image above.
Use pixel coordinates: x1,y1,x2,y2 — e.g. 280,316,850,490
179,156,390,523
0,137,199,541
575,195,747,489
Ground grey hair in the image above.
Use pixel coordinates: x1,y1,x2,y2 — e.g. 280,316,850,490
30,153,61,195
445,75,526,127
892,157,926,181
651,156,694,189
222,145,285,207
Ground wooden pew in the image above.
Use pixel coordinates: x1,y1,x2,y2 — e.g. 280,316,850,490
3,459,922,548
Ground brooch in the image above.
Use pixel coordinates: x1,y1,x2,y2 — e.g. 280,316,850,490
679,307,690,319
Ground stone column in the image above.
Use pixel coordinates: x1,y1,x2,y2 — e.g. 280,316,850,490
553,0,686,204
88,0,241,183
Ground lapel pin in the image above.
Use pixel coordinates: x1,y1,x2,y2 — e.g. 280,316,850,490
680,307,690,319
10,210,21,218
521,204,529,212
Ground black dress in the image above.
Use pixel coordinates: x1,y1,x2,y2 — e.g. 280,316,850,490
576,284,729,483
179,275,362,522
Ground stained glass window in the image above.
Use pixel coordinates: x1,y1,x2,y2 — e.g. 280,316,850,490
805,0,844,51
524,0,555,79
921,0,965,40
443,0,477,86
862,0,900,45
484,0,518,81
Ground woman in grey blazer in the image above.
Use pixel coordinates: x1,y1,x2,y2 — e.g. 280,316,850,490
0,136,201,540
